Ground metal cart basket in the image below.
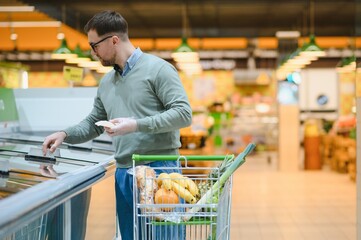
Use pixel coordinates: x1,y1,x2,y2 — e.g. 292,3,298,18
132,143,255,240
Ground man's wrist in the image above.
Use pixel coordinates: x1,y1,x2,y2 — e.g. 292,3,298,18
60,130,68,139
133,119,138,132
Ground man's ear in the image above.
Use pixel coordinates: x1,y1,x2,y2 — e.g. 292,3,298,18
112,35,120,45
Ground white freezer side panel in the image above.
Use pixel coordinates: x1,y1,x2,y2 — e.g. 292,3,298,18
14,88,97,132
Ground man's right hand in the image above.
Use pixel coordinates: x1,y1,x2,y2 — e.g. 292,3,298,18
42,131,67,156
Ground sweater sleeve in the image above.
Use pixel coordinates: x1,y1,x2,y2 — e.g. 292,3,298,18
136,62,192,133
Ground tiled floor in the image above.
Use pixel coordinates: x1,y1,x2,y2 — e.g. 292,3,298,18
231,152,356,240
85,151,356,240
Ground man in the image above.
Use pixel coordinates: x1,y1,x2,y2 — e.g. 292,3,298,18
42,10,192,240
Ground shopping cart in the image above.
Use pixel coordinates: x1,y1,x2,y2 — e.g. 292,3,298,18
132,143,256,240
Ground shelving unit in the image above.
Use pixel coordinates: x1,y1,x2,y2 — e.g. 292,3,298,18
222,105,278,154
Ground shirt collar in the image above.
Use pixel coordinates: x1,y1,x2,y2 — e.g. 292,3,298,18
114,47,143,77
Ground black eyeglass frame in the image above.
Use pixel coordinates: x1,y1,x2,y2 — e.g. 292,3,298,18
90,35,113,51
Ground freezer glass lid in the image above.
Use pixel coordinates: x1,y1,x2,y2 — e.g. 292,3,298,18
0,142,106,201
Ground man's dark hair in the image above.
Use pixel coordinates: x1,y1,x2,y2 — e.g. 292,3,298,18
84,10,128,39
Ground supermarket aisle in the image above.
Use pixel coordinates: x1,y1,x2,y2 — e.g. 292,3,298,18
85,151,356,240
231,152,356,240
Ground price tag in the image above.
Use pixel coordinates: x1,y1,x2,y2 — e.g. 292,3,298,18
63,66,84,83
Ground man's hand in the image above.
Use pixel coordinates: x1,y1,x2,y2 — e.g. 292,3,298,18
105,118,137,136
40,165,59,178
42,131,67,155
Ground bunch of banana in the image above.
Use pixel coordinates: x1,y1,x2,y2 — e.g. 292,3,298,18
156,172,199,204
157,172,172,191
171,181,196,204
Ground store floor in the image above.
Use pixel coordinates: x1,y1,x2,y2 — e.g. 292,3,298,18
231,151,356,240
85,151,356,240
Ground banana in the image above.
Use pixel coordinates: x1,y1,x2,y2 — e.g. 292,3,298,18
168,172,188,189
157,172,172,191
169,172,199,199
171,181,196,204
185,177,200,198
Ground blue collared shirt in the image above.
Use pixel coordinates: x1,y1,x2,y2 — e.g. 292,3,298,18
117,47,143,77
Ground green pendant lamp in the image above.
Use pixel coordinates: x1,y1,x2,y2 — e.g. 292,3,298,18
336,55,356,73
171,37,199,63
171,3,202,75
286,48,312,67
299,34,326,58
65,44,91,64
171,38,202,75
51,38,77,60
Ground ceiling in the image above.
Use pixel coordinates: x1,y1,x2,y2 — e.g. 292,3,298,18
0,0,359,72
18,0,357,39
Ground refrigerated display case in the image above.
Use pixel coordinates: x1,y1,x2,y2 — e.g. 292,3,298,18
0,88,116,239
0,138,115,240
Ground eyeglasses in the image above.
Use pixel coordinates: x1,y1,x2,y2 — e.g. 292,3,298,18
90,35,113,51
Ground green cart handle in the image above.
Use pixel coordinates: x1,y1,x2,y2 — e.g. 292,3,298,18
132,154,234,162
132,143,256,162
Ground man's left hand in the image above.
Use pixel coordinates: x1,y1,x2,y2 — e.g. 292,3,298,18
105,117,138,136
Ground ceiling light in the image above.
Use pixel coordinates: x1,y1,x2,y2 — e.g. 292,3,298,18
171,2,202,73
275,31,300,39
57,32,65,40
287,58,311,65
171,38,199,63
299,35,326,58
177,62,202,70
336,56,356,73
96,66,113,74
0,6,35,12
78,61,102,69
0,21,61,28
51,39,77,60
177,62,203,75
10,33,18,41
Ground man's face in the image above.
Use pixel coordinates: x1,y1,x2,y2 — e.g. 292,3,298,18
88,30,115,66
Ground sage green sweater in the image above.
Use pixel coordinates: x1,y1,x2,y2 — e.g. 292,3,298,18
64,53,192,167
